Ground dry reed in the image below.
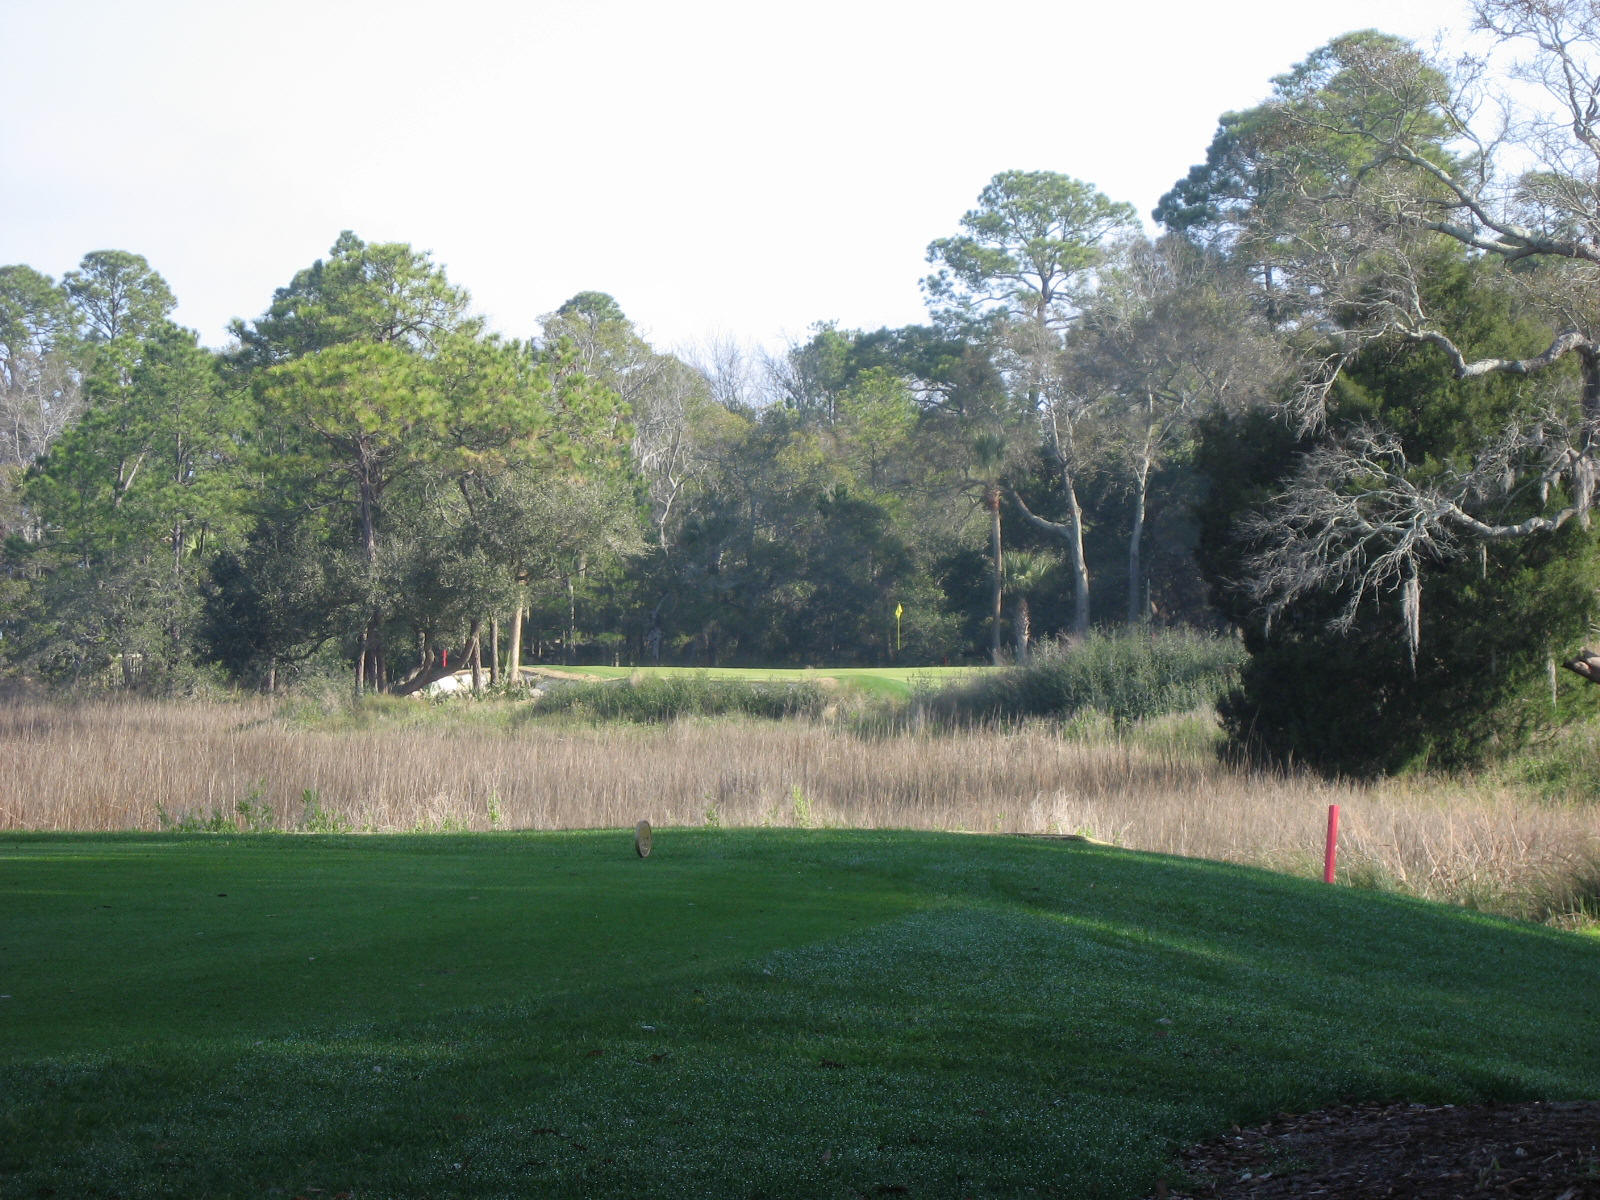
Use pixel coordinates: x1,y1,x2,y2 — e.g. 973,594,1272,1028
2,699,1595,923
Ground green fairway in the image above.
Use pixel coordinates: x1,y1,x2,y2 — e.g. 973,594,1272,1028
2,830,1596,1198
544,664,983,699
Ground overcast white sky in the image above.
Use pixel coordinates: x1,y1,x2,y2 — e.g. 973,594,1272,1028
1,0,1476,357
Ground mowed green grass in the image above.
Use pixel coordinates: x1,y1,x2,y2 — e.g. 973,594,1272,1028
2,830,1597,1199
552,664,982,699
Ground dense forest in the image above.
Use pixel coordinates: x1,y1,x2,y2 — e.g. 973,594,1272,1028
9,0,1600,773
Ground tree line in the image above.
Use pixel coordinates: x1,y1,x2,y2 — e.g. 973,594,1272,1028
7,0,1600,775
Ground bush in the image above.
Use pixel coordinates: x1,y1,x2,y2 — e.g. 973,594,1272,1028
925,629,1243,727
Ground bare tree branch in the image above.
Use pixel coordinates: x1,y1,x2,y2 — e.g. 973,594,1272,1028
1242,412,1597,662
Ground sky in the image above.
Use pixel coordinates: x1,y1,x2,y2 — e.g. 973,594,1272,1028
1,0,1479,359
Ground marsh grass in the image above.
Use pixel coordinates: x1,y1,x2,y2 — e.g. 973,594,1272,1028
1,696,1597,923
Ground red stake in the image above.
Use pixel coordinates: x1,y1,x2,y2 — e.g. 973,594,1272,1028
1324,804,1341,883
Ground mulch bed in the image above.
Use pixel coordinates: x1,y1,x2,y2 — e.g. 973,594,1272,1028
1148,1100,1600,1199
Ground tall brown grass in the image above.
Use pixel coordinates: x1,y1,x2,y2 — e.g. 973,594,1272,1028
2,698,1595,925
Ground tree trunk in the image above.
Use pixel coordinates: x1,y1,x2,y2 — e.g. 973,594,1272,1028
508,600,524,686
356,463,380,693
358,621,372,695
1127,455,1150,626
1063,481,1090,637
469,617,483,695
508,601,528,684
988,485,1005,665
646,595,666,665
169,517,186,666
490,617,500,687
1014,596,1031,664
565,576,576,666
357,613,385,695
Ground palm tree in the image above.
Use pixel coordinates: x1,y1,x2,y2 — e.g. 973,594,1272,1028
1004,550,1055,664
